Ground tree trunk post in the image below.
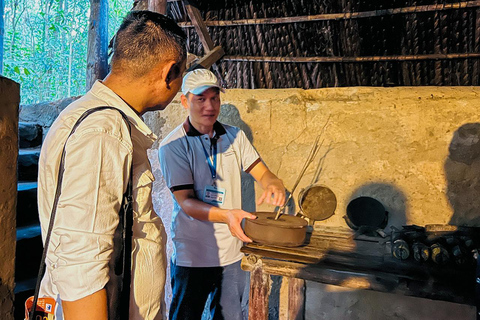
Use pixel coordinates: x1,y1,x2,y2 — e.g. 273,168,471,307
0,0,4,75
0,77,19,320
86,0,108,91
148,0,167,14
248,256,271,320
287,278,305,320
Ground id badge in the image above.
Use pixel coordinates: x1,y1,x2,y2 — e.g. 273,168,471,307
25,296,56,320
203,185,226,205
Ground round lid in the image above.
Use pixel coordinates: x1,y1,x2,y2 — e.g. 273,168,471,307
298,185,337,221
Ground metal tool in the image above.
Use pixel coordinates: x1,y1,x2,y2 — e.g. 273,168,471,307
274,135,321,220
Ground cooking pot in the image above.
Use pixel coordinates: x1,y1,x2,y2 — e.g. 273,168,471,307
345,196,388,232
244,212,308,247
298,184,337,221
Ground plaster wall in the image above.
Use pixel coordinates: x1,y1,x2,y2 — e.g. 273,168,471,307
144,86,479,319
0,77,19,320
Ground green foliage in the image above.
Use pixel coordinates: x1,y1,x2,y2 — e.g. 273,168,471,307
3,0,132,104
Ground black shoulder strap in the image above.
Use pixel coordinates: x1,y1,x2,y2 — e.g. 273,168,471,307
30,106,133,320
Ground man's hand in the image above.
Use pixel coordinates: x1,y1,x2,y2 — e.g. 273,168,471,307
249,161,286,207
62,289,108,320
224,209,257,242
257,180,286,206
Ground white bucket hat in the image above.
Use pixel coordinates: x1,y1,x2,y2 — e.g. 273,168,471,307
181,69,224,95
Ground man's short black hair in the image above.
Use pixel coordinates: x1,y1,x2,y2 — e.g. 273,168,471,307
111,10,187,77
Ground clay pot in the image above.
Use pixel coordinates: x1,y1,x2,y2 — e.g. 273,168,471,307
243,212,308,247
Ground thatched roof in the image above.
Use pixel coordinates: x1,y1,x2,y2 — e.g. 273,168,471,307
165,0,480,89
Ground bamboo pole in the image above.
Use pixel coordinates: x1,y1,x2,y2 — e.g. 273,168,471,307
178,1,480,28
223,53,480,63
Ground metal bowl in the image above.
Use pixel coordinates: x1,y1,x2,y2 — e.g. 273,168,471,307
244,212,308,247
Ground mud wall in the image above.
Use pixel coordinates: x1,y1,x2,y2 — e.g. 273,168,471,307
144,86,479,319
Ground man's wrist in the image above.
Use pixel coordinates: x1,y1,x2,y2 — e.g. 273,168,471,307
210,206,230,224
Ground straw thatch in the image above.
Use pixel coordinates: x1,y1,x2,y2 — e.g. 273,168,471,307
165,0,480,89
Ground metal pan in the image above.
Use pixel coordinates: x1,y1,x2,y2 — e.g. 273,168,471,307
298,184,337,221
244,212,308,247
344,196,388,235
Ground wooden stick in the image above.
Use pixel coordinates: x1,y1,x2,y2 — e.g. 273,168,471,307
178,1,480,27
223,53,480,63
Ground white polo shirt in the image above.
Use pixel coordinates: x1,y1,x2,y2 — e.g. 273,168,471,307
159,119,260,267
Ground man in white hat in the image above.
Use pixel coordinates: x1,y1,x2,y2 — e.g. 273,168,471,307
159,68,285,320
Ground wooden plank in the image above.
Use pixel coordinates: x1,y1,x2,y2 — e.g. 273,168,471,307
177,1,480,27
242,230,385,265
186,45,224,72
242,257,475,306
245,256,271,320
288,278,305,320
184,1,214,51
223,53,480,63
242,229,475,279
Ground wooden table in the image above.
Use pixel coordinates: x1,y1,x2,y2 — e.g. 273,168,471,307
241,225,477,320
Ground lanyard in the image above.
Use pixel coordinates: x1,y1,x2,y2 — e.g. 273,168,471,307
200,137,217,180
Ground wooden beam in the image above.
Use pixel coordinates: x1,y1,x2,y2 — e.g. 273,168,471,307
184,1,214,51
148,0,167,14
223,53,480,63
183,1,225,83
178,1,480,27
241,256,475,306
186,46,224,71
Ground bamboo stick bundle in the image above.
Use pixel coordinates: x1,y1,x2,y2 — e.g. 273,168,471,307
441,8,449,85
474,8,480,85
461,10,469,85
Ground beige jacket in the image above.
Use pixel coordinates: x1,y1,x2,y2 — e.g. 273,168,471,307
38,81,166,320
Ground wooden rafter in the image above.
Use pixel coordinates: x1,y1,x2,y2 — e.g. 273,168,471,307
184,1,215,50
223,53,480,63
183,1,224,78
177,1,480,27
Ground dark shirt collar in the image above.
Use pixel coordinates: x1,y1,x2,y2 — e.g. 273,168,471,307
183,117,226,137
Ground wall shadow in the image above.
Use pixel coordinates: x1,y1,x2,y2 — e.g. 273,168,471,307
218,103,257,213
446,123,480,226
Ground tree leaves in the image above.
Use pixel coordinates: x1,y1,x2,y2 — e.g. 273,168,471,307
2,0,131,104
